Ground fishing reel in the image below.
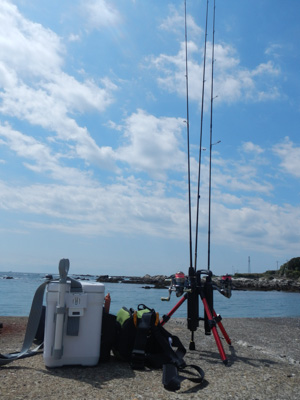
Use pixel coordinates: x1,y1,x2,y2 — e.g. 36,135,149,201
218,274,232,299
161,271,190,301
161,270,232,301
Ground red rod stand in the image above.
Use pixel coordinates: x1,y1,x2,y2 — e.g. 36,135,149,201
202,298,228,364
213,309,231,345
160,292,230,365
160,294,187,326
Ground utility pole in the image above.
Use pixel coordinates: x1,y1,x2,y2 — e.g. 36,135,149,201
248,256,251,274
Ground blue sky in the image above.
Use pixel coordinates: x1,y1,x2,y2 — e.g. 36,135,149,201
0,0,299,276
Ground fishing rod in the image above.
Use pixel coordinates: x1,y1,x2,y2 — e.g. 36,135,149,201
186,0,211,351
161,0,232,364
207,0,216,271
194,0,209,272
183,0,199,350
184,0,193,273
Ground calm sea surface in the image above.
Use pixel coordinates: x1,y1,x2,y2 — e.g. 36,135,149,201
0,272,300,318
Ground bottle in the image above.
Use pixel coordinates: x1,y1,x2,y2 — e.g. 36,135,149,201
104,293,111,313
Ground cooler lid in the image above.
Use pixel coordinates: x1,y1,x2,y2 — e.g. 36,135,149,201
47,280,105,293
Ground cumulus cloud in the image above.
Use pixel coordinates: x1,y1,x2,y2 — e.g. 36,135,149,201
151,40,202,102
159,4,202,39
0,1,64,79
0,177,189,239
212,199,300,254
0,123,94,184
116,109,187,179
80,0,122,31
0,0,118,173
273,137,300,178
150,38,281,106
242,142,264,154
265,43,283,58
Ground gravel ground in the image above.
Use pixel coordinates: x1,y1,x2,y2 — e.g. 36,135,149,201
1,317,299,400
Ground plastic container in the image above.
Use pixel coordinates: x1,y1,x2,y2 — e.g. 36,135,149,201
43,280,105,367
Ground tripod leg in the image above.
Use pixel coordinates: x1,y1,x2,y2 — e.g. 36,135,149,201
213,310,231,345
203,276,213,335
187,290,199,350
160,294,187,326
187,270,199,350
202,298,228,364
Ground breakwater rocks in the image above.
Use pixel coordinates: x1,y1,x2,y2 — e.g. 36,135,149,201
96,274,300,292
96,274,168,288
230,277,300,292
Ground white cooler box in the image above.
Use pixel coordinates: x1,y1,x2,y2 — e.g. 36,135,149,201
43,280,105,367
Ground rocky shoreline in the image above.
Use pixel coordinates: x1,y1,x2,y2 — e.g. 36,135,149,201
96,274,300,292
3,273,298,292
230,276,300,292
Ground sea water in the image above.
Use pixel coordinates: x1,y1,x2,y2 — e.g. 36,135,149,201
0,272,300,318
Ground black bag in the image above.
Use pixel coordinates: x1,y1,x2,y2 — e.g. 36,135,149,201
112,304,205,391
99,312,117,362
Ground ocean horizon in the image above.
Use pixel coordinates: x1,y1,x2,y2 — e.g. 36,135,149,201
1,271,300,318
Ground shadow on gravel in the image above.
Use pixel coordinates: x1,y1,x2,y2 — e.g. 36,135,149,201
40,358,135,390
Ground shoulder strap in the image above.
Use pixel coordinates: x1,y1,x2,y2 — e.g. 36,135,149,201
131,311,154,369
150,324,205,391
149,324,186,368
163,363,205,391
0,279,49,366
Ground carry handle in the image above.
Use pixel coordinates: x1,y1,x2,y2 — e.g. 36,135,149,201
59,259,69,283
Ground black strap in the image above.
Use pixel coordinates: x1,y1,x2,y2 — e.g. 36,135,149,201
150,324,186,368
163,363,205,391
131,313,205,391
131,312,154,369
0,279,49,366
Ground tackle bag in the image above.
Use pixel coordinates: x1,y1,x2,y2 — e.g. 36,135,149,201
113,304,204,391
99,312,117,362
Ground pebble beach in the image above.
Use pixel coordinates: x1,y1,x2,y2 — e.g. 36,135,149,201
1,317,299,400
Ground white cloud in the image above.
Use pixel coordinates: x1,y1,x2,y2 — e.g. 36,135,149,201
0,1,64,79
42,73,117,114
151,40,202,102
68,33,81,42
0,168,297,258
116,109,187,179
265,43,283,58
150,39,281,106
242,142,264,154
196,152,273,196
159,5,202,39
252,61,280,77
81,0,122,31
0,177,189,239
213,199,300,255
0,1,118,171
0,123,93,184
273,137,300,178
